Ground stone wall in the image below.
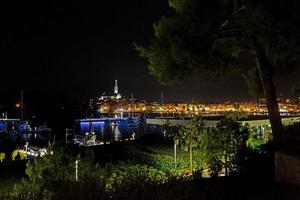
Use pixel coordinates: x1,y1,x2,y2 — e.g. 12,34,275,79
275,151,300,186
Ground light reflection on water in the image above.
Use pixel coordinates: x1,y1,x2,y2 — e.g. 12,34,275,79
74,117,161,142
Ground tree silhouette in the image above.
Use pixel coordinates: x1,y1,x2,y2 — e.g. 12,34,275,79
135,0,300,147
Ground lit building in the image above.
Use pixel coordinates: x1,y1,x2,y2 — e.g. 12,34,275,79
96,82,300,117
99,79,122,101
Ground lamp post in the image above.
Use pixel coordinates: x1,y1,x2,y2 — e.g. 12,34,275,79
75,160,79,181
25,142,29,159
174,138,179,171
65,128,69,144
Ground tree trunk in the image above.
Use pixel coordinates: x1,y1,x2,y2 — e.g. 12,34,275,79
225,143,228,176
256,98,260,112
174,138,177,170
189,133,193,174
254,39,284,147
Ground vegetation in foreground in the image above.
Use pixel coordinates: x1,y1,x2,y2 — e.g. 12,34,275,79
2,115,296,200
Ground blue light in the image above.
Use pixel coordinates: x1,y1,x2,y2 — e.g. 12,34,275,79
80,121,105,125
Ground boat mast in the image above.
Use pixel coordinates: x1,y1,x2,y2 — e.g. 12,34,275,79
21,90,24,121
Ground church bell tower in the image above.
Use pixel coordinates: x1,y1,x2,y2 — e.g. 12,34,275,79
114,79,118,95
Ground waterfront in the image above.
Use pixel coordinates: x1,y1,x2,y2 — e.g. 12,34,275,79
70,117,162,145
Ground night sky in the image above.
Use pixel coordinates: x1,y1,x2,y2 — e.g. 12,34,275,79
0,0,299,110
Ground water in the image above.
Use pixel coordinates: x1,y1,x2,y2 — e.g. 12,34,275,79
0,119,52,146
73,117,162,142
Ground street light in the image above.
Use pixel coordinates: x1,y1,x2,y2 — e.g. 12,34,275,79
75,160,79,181
174,137,179,171
24,142,29,159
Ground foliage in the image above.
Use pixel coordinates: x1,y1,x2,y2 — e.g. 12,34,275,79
197,126,223,177
109,175,200,200
22,143,108,196
226,110,247,121
11,150,18,161
195,116,250,177
247,128,265,150
291,82,300,102
18,150,27,160
162,120,181,171
120,145,190,177
242,68,264,102
135,0,298,84
8,183,40,200
5,123,277,199
0,152,5,162
178,116,206,173
135,0,300,146
25,144,75,191
134,0,236,85
109,163,167,189
162,120,180,142
221,117,249,174
7,142,192,199
166,115,252,176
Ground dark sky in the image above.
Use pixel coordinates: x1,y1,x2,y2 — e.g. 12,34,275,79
0,0,299,108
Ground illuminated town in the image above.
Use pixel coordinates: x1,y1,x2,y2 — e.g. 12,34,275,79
96,80,300,117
